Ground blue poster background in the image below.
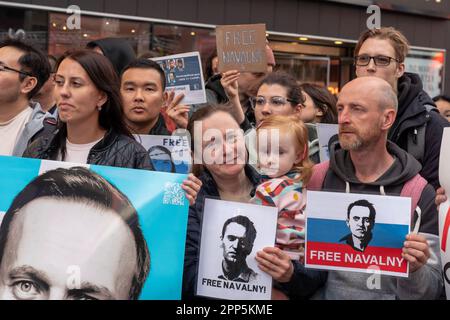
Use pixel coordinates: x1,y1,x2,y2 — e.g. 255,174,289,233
0,156,189,300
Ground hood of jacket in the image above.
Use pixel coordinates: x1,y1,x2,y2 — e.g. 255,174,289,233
329,140,421,188
87,38,136,76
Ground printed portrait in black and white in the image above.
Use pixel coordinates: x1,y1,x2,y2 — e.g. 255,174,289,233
340,199,376,252
218,215,258,283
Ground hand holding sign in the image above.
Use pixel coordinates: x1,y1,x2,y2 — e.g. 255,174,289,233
402,234,431,273
166,90,190,129
256,247,294,283
220,70,240,100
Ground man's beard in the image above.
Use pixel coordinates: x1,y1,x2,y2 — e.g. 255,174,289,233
339,125,381,151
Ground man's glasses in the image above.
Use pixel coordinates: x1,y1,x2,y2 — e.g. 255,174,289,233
0,64,33,77
354,55,399,67
250,96,300,108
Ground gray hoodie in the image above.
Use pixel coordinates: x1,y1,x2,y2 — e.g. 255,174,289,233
12,101,55,157
312,141,443,300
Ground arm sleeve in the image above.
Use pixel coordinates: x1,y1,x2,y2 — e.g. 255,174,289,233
396,184,444,299
278,261,328,300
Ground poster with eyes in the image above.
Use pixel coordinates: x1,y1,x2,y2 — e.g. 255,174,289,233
196,198,277,300
0,156,189,300
135,134,192,174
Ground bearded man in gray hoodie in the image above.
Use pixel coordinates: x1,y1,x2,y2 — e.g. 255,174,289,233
308,77,442,300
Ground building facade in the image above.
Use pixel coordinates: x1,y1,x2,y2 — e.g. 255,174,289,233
0,0,448,95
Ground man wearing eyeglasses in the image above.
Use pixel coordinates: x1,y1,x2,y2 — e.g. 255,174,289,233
354,27,449,189
0,39,54,157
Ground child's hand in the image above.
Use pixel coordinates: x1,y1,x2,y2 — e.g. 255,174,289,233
255,247,294,283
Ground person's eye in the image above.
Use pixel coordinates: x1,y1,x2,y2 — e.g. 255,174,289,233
145,87,156,92
71,81,82,88
375,56,390,65
255,97,266,106
124,87,134,92
12,280,41,300
271,97,286,106
357,55,370,63
54,79,64,86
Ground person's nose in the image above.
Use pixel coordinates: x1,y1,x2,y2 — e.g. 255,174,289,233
338,106,351,125
134,88,144,102
366,57,377,73
58,82,70,99
261,101,272,116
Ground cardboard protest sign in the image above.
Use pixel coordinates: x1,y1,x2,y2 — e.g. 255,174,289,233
439,127,450,299
316,123,339,163
216,23,267,73
152,52,206,105
305,191,410,277
135,134,191,174
196,198,277,300
0,156,189,300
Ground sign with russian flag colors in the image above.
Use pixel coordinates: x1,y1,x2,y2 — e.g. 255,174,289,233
305,191,411,277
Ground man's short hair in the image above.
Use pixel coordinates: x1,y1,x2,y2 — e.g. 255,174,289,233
0,167,150,300
121,58,166,91
0,39,51,99
347,199,376,222
221,215,257,248
354,27,410,63
433,94,450,103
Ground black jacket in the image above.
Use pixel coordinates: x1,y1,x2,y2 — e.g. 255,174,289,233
391,72,449,189
182,165,261,299
23,129,153,170
149,114,171,136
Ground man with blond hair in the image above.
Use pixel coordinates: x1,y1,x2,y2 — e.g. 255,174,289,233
354,27,448,189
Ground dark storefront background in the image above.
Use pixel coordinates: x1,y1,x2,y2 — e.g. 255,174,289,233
0,0,448,95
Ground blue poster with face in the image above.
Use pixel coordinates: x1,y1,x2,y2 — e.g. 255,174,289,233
0,156,189,300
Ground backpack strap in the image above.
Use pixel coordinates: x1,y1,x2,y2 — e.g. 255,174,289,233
400,174,428,233
307,160,330,191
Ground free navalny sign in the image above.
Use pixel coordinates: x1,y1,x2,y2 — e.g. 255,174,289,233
305,191,410,277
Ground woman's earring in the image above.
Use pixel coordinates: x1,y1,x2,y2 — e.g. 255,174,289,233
97,106,102,111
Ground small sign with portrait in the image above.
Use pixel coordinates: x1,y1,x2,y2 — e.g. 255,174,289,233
135,134,191,174
151,52,206,105
196,198,277,300
305,191,411,277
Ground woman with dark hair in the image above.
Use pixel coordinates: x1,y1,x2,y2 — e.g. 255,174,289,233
23,50,151,169
0,166,150,300
298,83,338,124
23,50,202,204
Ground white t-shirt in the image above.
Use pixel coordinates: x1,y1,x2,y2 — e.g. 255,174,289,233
0,107,33,156
63,138,103,164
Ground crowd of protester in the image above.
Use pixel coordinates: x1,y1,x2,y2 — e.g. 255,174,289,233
0,25,449,300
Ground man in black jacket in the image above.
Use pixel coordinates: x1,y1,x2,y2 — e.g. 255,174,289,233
354,27,448,189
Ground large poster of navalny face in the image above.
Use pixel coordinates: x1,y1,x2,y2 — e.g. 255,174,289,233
0,156,189,300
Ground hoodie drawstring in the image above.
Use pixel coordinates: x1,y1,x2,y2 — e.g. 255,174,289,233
379,185,386,196
345,181,350,193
